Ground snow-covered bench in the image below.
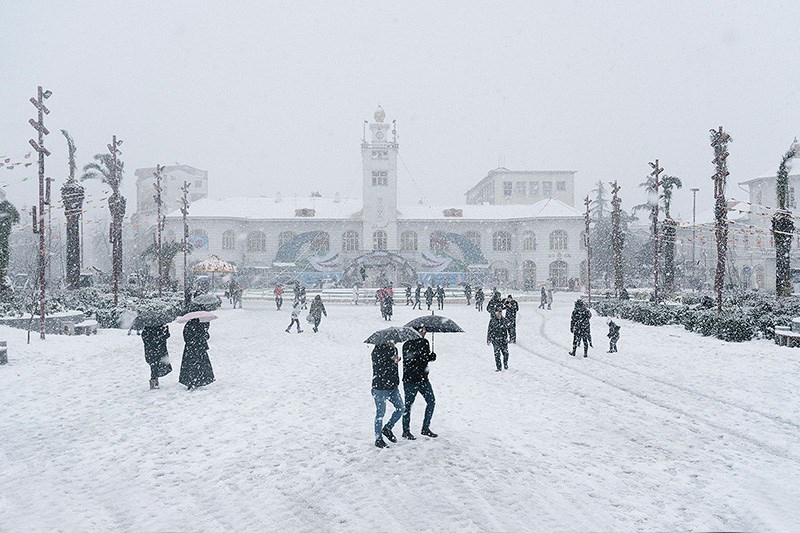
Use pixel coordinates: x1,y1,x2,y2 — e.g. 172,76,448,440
74,320,98,336
774,325,800,347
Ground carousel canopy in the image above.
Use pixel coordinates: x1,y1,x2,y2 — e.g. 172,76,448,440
191,255,237,273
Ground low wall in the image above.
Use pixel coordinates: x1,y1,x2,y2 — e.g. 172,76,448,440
0,311,87,335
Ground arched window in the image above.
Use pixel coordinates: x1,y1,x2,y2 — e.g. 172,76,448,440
430,233,449,254
493,231,512,251
464,231,481,249
373,230,387,250
579,231,587,250
247,231,266,252
549,260,568,288
342,231,359,252
522,231,536,251
222,230,236,250
278,231,296,248
400,231,418,252
310,232,330,253
550,230,568,250
522,260,537,291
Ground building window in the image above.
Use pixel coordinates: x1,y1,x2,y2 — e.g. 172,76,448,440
372,170,388,186
221,230,236,250
400,231,418,252
515,181,526,196
493,231,512,251
556,181,566,191
430,233,449,254
503,181,513,197
580,231,587,250
529,181,539,197
310,232,330,253
464,231,481,249
543,181,553,198
342,231,359,252
371,150,388,160
522,231,536,251
495,268,510,285
550,230,568,250
278,231,295,247
790,187,796,209
247,231,266,252
373,230,387,250
549,260,568,288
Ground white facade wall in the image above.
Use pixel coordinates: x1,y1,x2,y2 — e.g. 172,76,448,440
465,169,576,207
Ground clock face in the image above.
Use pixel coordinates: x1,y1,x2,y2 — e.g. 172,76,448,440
376,131,384,140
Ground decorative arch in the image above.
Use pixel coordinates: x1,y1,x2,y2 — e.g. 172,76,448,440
549,260,568,288
341,251,418,286
522,260,537,290
274,230,330,263
431,231,487,265
278,231,296,247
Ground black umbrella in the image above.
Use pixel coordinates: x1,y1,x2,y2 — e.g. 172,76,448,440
404,313,464,351
135,308,178,328
364,326,422,345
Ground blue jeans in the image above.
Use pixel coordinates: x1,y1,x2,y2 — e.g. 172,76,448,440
403,380,435,432
372,388,404,440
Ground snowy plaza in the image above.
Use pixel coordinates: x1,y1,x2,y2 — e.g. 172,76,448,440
2,298,799,532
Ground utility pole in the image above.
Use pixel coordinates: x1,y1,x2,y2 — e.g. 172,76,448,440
610,181,624,297
710,126,732,312
649,159,664,303
153,165,165,297
45,176,53,286
584,195,592,307
180,181,190,306
107,135,123,305
28,86,52,340
691,187,700,290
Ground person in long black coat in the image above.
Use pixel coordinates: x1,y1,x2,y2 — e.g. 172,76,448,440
424,286,434,310
487,308,511,371
309,295,327,332
435,285,445,310
401,326,438,440
464,283,472,305
539,286,547,309
371,341,404,448
141,325,172,389
412,284,422,310
569,299,592,357
486,290,503,315
504,295,519,343
179,319,215,389
475,287,485,311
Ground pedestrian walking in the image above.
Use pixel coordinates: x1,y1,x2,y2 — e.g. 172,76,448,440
229,279,243,309
412,284,422,309
178,319,215,390
293,281,300,302
380,290,394,321
539,286,547,309
436,285,445,310
424,286,434,310
371,341,404,448
504,294,519,343
299,286,308,309
487,308,511,371
285,300,303,333
405,286,412,306
486,290,503,315
309,295,327,333
607,320,620,353
546,287,554,310
475,287,485,311
274,284,284,310
569,299,592,357
402,325,438,439
464,283,472,305
141,324,172,390
352,284,360,305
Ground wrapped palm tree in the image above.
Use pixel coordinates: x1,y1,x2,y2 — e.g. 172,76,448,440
0,192,20,289
61,130,85,289
773,140,798,297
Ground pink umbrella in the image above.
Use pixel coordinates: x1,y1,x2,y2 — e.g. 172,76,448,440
176,310,218,323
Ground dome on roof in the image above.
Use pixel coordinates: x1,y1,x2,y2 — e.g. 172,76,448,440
374,106,385,123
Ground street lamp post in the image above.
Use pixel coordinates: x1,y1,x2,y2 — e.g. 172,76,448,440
649,159,664,303
691,187,700,290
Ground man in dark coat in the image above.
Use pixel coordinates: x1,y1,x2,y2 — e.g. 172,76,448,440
141,324,172,389
607,320,620,353
539,286,547,309
486,290,503,315
179,319,215,389
299,286,308,309
504,295,519,343
380,291,393,321
487,308,511,371
424,286,434,310
309,295,327,333
371,341,404,448
475,287,485,311
401,326,438,440
569,299,592,357
435,285,445,310
464,283,472,305
405,286,412,306
412,284,422,310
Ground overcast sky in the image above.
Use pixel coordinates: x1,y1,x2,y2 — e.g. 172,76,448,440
3,1,800,222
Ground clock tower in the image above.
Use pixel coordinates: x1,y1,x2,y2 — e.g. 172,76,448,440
361,106,398,251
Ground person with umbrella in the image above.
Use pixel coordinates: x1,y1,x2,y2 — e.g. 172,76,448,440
487,307,511,371
309,295,327,333
178,313,216,390
141,323,172,390
401,325,438,440
366,327,421,448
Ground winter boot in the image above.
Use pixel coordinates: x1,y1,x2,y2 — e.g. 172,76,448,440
375,438,388,448
421,428,438,438
569,350,575,356
149,378,159,390
402,431,416,440
382,426,397,443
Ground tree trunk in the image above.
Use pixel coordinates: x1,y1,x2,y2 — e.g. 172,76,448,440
108,193,126,302
773,211,794,297
662,217,677,294
61,181,85,289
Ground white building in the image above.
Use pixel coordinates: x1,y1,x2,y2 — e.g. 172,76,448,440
164,107,587,290
465,168,576,206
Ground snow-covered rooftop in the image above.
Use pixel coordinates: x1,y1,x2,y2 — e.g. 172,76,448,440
166,196,583,221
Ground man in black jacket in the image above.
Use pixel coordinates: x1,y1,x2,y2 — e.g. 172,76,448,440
569,299,592,357
371,341,404,448
486,290,503,315
504,294,519,343
487,308,511,371
401,326,438,440
435,285,445,310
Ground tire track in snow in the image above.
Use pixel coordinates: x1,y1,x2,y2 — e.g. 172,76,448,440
515,309,800,466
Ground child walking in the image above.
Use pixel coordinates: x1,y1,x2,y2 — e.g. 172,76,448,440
607,320,620,353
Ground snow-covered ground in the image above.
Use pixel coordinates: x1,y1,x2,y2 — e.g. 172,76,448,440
2,297,799,532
